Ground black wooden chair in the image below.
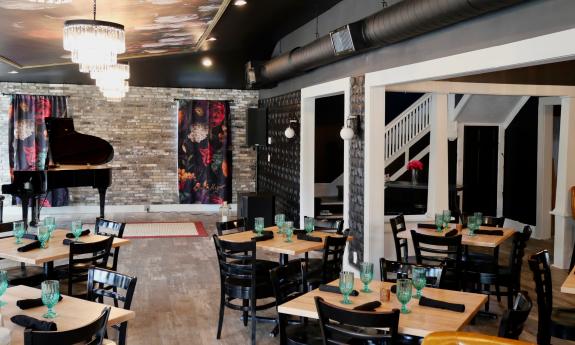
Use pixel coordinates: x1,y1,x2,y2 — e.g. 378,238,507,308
0,222,44,287
380,258,444,288
270,259,322,345
411,230,463,290
498,291,532,340
94,218,126,272
87,268,137,345
305,216,344,234
24,306,111,345
315,296,399,345
216,218,247,236
528,250,575,345
390,215,416,264
213,235,276,345
306,232,349,290
56,236,114,297
482,216,506,227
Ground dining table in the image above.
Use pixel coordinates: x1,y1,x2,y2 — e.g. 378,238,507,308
561,266,575,294
396,225,516,248
278,278,487,338
1,285,135,344
0,229,130,279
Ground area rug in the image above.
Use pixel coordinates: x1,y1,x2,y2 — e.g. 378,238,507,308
84,221,208,239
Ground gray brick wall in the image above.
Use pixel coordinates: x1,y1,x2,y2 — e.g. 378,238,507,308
0,82,258,205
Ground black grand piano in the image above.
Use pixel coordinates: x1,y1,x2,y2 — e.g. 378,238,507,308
2,118,113,226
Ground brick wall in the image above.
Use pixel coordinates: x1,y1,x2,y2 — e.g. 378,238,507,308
0,83,258,205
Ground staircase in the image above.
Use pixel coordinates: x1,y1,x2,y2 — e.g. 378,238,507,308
385,93,432,180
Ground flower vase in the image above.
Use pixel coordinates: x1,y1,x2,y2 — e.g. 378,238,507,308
411,169,419,185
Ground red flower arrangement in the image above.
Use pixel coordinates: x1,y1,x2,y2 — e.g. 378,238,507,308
406,159,424,171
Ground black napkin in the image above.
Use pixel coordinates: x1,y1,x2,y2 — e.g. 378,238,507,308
11,315,57,331
22,234,38,240
17,241,41,252
445,229,458,237
474,229,504,236
418,224,437,229
17,296,63,310
251,231,274,241
62,238,85,245
65,229,90,238
353,301,381,311
419,296,465,312
318,284,359,296
296,233,322,242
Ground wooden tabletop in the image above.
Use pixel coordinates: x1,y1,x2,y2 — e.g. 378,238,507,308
278,279,487,338
396,226,515,248
0,230,130,265
561,266,575,294
3,285,135,344
218,226,344,256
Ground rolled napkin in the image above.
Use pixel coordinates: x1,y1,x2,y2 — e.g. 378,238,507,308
474,229,504,236
11,315,57,331
17,241,41,252
251,231,274,241
445,229,458,237
318,284,359,296
353,301,382,311
62,239,84,245
17,296,63,310
419,296,465,312
22,234,38,240
296,233,322,242
418,224,437,229
65,229,90,239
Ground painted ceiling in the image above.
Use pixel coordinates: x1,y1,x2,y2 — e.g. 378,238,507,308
0,0,226,67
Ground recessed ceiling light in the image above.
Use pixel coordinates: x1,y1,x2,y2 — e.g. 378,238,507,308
206,37,217,41
234,0,247,6
202,57,213,67
8,70,18,74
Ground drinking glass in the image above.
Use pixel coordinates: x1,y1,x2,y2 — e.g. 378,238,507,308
43,217,56,236
360,262,374,293
13,221,25,244
71,220,83,241
254,217,264,236
412,266,427,299
474,212,483,226
442,210,451,230
41,280,60,319
434,213,443,232
0,271,7,307
284,221,294,242
396,278,413,314
38,225,50,249
304,217,315,234
467,216,477,236
339,271,355,304
274,214,285,234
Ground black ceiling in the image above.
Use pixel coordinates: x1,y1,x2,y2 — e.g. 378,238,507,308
0,0,343,89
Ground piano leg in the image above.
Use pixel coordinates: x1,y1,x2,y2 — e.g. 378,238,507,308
97,186,107,219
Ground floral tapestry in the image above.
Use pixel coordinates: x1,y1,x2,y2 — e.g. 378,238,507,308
178,100,231,204
8,94,69,206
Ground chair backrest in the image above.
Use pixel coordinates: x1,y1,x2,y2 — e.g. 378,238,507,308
67,237,114,295
528,250,553,345
379,258,444,288
450,210,461,224
482,216,505,227
0,222,13,235
320,234,349,284
309,217,344,234
389,214,409,262
315,296,399,345
507,226,532,289
94,218,126,271
270,259,306,309
24,306,111,345
216,218,247,236
498,292,533,340
411,230,462,289
87,268,137,310
212,235,256,294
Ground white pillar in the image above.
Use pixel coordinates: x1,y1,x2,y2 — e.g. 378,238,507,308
535,98,556,239
427,93,450,216
496,126,505,217
552,97,575,268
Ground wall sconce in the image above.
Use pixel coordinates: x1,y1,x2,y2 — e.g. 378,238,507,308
285,120,297,139
340,115,359,140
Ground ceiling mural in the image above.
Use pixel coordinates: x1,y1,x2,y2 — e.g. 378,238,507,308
0,0,226,67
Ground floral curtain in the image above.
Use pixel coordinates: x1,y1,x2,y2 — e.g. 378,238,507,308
178,100,231,204
8,94,69,206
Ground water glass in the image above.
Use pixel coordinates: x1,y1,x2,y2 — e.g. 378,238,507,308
13,221,25,244
254,217,264,236
467,216,477,236
274,214,285,234
360,262,374,293
434,213,443,232
38,225,50,249
284,221,294,242
396,278,413,314
41,280,60,319
474,212,483,226
71,220,83,241
339,271,355,304
442,210,451,229
0,271,7,307
304,217,315,234
412,266,427,299
43,217,56,236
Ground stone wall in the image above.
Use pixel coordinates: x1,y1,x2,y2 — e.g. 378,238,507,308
0,83,258,205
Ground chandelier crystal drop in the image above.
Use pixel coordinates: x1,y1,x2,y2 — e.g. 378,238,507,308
90,63,130,81
99,80,130,102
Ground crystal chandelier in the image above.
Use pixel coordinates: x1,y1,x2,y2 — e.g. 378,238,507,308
99,80,130,102
92,63,130,102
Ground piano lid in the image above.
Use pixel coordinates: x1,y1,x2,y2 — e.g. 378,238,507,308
45,118,114,166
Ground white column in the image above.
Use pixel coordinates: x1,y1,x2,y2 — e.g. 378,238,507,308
552,97,575,268
496,126,505,217
299,96,315,227
427,93,450,216
535,98,556,239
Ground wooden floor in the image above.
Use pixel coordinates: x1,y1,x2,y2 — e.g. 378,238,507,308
17,211,575,345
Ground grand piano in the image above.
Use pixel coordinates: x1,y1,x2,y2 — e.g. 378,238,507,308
2,118,113,226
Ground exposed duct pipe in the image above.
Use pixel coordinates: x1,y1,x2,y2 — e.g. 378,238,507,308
251,0,524,87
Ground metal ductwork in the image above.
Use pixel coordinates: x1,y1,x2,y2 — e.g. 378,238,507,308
249,0,524,88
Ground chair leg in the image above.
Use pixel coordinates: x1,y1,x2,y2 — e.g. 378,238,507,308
216,291,225,339
118,323,127,345
251,297,257,345
495,283,502,302
242,299,249,327
507,288,514,310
